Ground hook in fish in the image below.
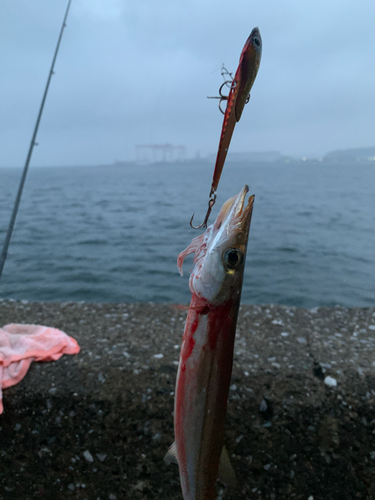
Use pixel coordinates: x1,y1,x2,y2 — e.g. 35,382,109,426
190,192,217,229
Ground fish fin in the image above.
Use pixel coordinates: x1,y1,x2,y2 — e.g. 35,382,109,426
164,442,178,465
218,446,236,488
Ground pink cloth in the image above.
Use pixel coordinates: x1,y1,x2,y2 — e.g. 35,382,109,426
0,323,80,414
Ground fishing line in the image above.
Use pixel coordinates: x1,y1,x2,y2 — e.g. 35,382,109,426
0,0,72,282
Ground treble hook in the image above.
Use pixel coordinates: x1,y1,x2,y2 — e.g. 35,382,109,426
207,74,237,114
207,85,229,114
190,192,217,229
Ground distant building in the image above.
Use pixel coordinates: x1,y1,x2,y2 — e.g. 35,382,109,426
324,147,375,163
207,151,282,163
135,144,186,163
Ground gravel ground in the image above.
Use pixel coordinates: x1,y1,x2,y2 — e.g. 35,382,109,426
0,300,375,500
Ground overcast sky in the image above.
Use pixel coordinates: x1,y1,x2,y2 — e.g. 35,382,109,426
1,0,374,166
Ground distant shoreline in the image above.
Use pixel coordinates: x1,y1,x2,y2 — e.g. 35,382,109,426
2,158,375,169
1,145,375,169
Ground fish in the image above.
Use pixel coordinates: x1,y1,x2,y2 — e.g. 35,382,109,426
211,28,262,202
167,185,255,499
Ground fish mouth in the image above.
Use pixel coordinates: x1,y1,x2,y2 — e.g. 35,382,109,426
215,185,255,235
232,184,254,222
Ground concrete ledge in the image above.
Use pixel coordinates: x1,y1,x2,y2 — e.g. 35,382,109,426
0,301,375,499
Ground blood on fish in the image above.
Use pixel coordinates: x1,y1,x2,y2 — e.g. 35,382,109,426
184,318,197,360
207,300,234,351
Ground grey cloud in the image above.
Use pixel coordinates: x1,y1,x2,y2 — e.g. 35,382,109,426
0,0,374,166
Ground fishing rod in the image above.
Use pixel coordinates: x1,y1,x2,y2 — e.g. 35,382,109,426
0,0,72,282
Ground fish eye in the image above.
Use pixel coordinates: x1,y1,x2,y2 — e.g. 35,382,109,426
223,248,244,269
253,36,261,47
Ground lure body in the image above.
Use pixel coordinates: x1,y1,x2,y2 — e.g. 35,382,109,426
210,28,262,197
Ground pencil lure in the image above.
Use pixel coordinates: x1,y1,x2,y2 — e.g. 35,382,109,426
212,28,262,194
190,28,261,229
167,186,255,500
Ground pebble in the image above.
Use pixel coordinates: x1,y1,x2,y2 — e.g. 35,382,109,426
259,399,268,412
272,319,283,325
83,450,94,462
324,376,337,387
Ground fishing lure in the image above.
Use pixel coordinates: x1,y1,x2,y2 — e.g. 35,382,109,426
190,28,262,229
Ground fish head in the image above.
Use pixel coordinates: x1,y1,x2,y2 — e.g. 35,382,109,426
178,186,254,306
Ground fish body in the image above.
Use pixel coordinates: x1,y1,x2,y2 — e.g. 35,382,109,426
172,186,254,499
210,28,262,197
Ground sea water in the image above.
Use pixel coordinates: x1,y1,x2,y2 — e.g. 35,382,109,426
0,161,374,307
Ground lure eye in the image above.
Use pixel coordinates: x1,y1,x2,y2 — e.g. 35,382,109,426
253,36,261,47
223,248,244,269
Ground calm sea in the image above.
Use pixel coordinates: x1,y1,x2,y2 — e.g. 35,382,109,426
0,161,374,307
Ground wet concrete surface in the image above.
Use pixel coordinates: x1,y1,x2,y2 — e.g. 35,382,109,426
0,300,375,500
